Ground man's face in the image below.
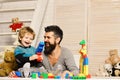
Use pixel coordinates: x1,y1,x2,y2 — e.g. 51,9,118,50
44,32,57,55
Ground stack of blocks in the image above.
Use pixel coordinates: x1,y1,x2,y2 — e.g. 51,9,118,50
79,40,91,78
36,41,44,62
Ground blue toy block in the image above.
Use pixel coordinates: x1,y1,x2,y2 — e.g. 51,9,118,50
83,57,88,65
65,73,69,79
37,72,41,77
55,76,61,79
36,41,44,53
15,71,22,77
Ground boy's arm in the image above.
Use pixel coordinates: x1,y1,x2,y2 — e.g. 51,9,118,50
15,53,29,64
16,53,38,63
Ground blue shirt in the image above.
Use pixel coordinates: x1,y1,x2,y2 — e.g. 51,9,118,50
14,46,36,57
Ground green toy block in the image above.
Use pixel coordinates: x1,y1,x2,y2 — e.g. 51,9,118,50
31,73,38,79
41,72,48,79
79,40,86,45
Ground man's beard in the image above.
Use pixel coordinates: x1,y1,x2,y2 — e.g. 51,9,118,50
44,42,56,56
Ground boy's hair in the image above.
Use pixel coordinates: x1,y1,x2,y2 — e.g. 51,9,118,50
45,25,63,44
18,26,35,43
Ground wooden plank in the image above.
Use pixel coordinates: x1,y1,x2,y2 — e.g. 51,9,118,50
0,32,16,36
0,8,34,12
30,0,49,47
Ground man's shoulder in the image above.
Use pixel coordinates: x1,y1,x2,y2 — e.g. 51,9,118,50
61,47,72,54
61,47,70,51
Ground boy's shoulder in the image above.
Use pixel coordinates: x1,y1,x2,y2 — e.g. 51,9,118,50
15,45,35,49
15,45,21,49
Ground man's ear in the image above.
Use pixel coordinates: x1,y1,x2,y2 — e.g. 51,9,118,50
56,37,60,44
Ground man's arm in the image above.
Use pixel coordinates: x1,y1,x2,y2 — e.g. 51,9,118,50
63,48,79,76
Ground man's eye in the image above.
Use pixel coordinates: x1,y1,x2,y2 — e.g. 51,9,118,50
47,37,50,39
44,36,46,38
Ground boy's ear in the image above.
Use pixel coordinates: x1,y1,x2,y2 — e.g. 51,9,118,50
18,37,21,40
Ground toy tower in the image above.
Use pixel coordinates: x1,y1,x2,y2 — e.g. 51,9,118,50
36,41,44,62
79,40,91,78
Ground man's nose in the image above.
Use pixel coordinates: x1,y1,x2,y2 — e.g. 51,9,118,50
44,38,48,42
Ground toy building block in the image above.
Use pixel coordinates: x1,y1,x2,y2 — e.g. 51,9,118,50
41,72,48,79
15,71,22,77
48,73,54,78
36,41,44,62
54,76,61,79
31,72,39,79
65,73,69,79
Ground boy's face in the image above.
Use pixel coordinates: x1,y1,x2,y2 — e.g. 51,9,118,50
19,33,34,47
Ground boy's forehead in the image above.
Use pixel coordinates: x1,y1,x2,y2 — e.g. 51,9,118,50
25,33,33,36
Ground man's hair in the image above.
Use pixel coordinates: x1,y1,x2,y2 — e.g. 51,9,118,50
18,26,35,43
45,25,63,44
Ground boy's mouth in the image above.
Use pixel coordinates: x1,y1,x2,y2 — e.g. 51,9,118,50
25,42,30,45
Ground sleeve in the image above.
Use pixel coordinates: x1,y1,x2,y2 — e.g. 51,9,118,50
14,47,29,65
15,54,29,64
64,48,79,76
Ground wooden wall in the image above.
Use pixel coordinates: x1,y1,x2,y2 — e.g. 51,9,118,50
88,0,120,75
55,0,120,75
1,0,120,76
0,0,37,47
55,0,87,54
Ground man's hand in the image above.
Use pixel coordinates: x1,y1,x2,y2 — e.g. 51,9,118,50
61,70,73,78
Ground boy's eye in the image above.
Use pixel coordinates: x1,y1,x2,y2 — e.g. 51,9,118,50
30,38,33,40
25,37,28,39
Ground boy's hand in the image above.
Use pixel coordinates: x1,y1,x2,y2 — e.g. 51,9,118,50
37,54,43,62
29,54,38,61
8,71,16,78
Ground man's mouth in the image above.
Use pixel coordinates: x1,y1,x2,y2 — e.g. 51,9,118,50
45,42,50,47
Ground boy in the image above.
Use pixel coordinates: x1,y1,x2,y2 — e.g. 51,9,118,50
10,26,45,77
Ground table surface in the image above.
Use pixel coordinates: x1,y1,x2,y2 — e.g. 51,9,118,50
0,77,120,80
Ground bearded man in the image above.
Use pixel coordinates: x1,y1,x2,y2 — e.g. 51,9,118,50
42,25,79,77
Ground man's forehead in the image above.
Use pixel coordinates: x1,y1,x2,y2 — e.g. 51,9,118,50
45,32,54,36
